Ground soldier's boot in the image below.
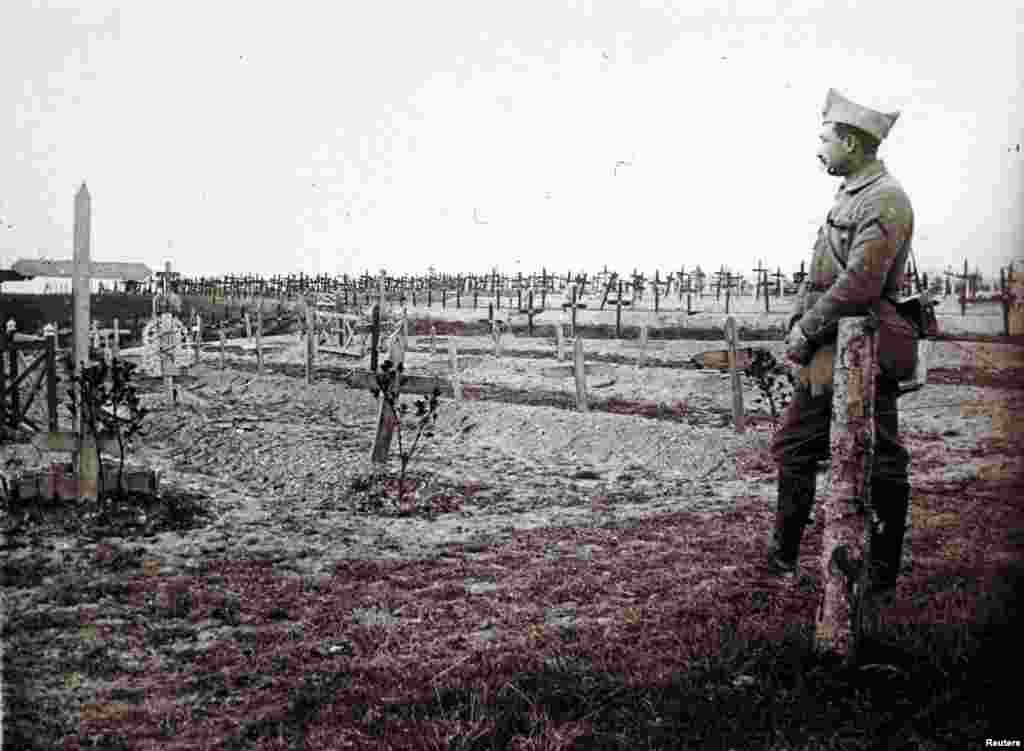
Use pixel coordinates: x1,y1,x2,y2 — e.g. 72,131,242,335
766,468,817,576
870,479,911,595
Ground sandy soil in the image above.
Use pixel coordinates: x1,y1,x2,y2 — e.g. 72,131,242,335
3,309,1022,748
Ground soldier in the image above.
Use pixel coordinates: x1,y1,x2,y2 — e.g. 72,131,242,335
767,89,918,596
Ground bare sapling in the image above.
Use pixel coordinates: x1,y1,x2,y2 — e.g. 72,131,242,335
371,359,441,511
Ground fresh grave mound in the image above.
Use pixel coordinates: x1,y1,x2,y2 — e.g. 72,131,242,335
431,399,768,482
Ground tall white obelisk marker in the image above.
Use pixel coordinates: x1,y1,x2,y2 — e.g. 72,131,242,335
72,182,99,499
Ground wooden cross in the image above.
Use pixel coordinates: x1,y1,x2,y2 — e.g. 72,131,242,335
792,261,808,288
772,267,785,298
944,259,973,316
561,285,587,338
599,273,618,311
752,260,767,299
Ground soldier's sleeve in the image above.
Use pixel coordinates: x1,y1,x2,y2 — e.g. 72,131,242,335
789,276,810,332
797,187,913,343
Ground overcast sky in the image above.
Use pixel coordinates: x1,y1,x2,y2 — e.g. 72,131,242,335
2,1,1021,282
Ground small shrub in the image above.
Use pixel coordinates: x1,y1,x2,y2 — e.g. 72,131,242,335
62,355,149,498
369,359,441,511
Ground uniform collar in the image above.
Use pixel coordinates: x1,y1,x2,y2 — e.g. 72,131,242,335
839,159,887,194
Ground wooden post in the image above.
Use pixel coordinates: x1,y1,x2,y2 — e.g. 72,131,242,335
570,285,578,338
305,304,315,384
573,336,587,412
449,338,461,402
370,358,401,465
256,306,264,375
245,312,252,342
194,313,202,366
654,278,660,313
430,322,437,356
556,322,565,361
724,317,745,433
46,334,58,432
616,280,623,339
961,259,968,317
527,290,535,336
492,320,502,358
638,321,649,368
7,346,19,425
369,303,381,373
815,316,880,663
112,318,121,359
219,328,226,369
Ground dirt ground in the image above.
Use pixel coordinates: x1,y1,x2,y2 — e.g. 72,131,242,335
2,311,1022,749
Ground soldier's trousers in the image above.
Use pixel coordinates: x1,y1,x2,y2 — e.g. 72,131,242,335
769,380,910,484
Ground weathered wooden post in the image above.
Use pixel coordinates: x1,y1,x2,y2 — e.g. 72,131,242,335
370,337,404,464
305,303,315,385
573,336,587,412
492,320,502,358
555,321,565,362
112,319,120,359
638,321,649,369
256,305,264,375
193,313,202,366
369,303,381,373
219,328,226,369
724,316,745,433
615,280,623,339
570,285,578,338
245,312,252,342
449,338,461,402
815,315,880,664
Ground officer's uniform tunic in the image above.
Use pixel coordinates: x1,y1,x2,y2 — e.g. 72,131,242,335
769,158,917,483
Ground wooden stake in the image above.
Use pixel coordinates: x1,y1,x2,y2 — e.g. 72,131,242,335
724,317,745,433
574,336,587,412
556,321,565,361
305,304,315,384
256,306,263,374
492,320,502,358
815,316,880,663
638,321,649,369
219,329,226,369
194,313,202,366
370,361,401,465
449,338,461,402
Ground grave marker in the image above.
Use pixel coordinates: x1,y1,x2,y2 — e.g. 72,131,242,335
574,336,587,412
256,306,264,374
724,317,745,433
449,338,462,401
637,322,649,368
306,304,315,384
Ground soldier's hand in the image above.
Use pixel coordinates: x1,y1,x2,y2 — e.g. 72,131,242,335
784,322,813,367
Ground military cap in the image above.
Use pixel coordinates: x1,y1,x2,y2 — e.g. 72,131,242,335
822,88,900,142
